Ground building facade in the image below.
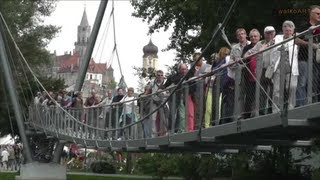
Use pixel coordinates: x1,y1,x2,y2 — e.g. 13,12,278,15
51,9,114,95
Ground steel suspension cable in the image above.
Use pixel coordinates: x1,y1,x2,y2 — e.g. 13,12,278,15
95,7,114,63
111,0,124,79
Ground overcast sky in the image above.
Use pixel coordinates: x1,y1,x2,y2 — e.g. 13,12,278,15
44,0,176,89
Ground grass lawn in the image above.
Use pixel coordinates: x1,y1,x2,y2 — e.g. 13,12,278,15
68,175,148,180
0,172,150,180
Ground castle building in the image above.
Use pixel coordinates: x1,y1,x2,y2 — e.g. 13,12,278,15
51,9,114,93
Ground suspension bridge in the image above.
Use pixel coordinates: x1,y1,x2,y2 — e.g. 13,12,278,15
1,0,320,180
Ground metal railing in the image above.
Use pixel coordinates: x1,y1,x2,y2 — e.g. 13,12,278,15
27,25,320,147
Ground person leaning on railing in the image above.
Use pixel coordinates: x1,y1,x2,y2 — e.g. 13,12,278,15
245,26,276,115
118,87,137,139
295,5,320,106
204,47,230,128
267,20,299,111
162,63,189,133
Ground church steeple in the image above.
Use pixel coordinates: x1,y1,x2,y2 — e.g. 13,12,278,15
80,9,89,27
74,8,91,57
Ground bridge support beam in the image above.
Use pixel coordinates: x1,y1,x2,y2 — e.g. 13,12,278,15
16,162,66,180
52,140,66,163
0,18,33,163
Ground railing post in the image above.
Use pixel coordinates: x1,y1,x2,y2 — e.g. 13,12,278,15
199,79,204,129
184,84,189,132
234,65,242,120
115,105,119,139
170,92,177,134
307,33,313,104
123,104,127,139
214,74,221,126
279,44,288,127
108,105,112,139
131,101,135,140
234,65,242,132
255,54,262,116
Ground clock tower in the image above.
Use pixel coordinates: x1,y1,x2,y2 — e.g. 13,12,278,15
142,39,158,70
75,8,91,57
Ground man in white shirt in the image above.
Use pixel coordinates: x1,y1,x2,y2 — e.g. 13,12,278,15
1,148,9,171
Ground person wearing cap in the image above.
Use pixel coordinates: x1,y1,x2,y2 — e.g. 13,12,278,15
244,25,276,115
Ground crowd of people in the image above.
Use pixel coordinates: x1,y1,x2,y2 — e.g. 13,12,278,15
0,144,22,171
32,5,320,140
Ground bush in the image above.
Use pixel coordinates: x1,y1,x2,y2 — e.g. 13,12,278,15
136,153,179,179
90,161,116,174
312,168,320,180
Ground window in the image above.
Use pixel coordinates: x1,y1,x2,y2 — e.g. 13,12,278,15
90,74,92,79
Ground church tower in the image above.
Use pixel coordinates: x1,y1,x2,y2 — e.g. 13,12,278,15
142,39,158,70
74,8,91,57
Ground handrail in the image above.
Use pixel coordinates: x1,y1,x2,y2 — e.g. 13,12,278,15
29,24,320,138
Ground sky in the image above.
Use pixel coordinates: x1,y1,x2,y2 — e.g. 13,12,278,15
44,0,176,89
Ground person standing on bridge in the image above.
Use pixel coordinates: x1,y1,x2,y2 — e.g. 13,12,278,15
223,28,250,123
119,87,137,139
149,70,168,137
94,90,113,138
84,90,100,137
241,28,261,119
193,52,212,129
270,20,299,111
84,90,100,139
163,63,189,133
110,88,125,139
244,26,276,115
295,5,320,106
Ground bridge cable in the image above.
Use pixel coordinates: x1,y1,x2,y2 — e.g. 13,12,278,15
108,0,242,139
111,0,126,88
95,7,114,63
236,38,297,114
197,0,239,141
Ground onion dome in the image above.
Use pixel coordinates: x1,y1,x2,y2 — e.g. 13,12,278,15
143,39,158,55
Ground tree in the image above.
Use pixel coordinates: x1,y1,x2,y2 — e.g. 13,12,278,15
131,0,319,61
0,0,61,135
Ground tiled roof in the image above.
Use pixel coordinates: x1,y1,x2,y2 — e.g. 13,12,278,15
56,52,107,74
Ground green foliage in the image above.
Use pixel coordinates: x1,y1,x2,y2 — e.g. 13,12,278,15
133,66,156,80
67,174,151,180
177,153,201,180
312,168,320,180
0,0,62,135
69,158,84,170
131,0,319,61
197,154,231,179
90,161,116,174
136,153,179,179
0,0,60,66
106,79,117,90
